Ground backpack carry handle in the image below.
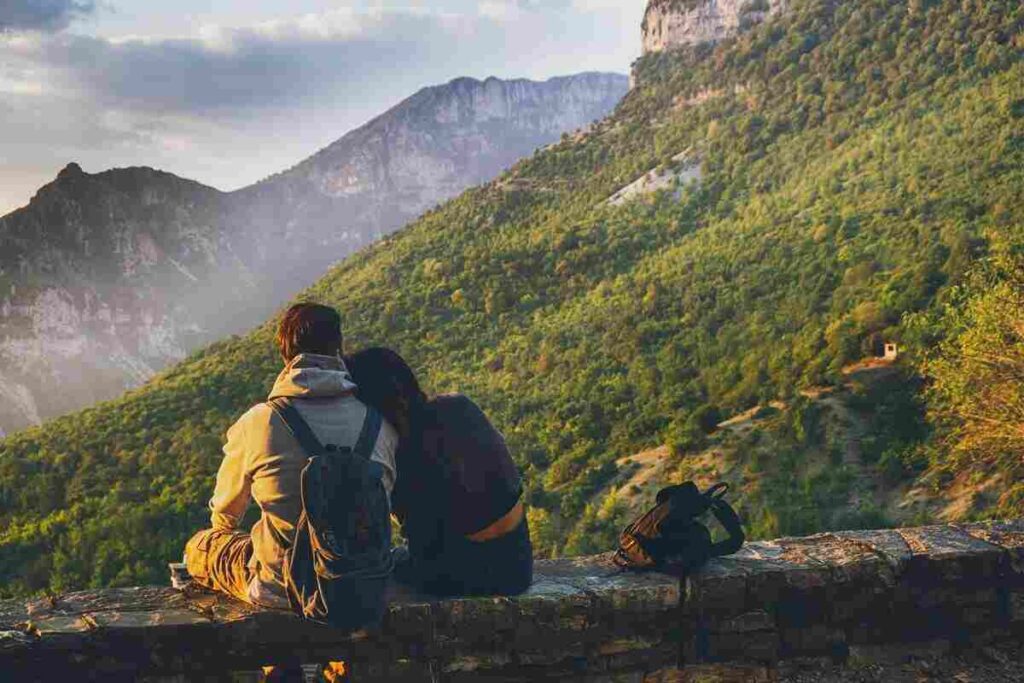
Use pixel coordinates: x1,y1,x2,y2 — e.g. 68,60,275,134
704,482,729,500
708,497,745,557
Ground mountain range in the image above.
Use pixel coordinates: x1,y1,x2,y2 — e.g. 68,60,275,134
2,0,1023,598
0,72,628,436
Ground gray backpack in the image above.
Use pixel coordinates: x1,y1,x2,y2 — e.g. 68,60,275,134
268,398,393,630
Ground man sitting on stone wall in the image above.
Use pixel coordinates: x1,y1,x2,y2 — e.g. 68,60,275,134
182,302,399,607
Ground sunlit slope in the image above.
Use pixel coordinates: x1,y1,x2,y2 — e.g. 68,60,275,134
2,0,1023,597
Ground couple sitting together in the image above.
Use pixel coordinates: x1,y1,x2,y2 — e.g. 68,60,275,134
183,302,532,610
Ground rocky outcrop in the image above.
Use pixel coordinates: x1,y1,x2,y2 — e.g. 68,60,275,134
231,73,629,294
0,165,247,436
2,521,1023,680
606,150,701,206
642,0,788,53
0,73,628,435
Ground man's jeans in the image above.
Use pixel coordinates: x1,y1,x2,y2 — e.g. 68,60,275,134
184,529,254,603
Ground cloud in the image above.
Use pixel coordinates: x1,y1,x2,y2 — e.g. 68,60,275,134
477,0,573,22
0,0,95,32
2,8,481,115
571,0,633,11
0,2,643,213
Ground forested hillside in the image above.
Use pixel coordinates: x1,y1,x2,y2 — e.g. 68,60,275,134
2,0,1023,597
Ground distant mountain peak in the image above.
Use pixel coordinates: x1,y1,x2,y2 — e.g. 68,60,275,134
249,72,628,199
56,162,85,180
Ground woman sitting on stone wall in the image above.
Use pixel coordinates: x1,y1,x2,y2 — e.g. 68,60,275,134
345,347,533,597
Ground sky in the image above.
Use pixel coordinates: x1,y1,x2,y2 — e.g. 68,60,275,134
0,0,645,214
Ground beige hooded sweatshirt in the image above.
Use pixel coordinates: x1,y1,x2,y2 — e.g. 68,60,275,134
209,353,398,607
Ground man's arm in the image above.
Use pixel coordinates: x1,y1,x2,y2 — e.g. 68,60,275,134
208,409,257,530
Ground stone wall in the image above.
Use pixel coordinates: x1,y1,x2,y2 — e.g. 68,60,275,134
1,521,1023,681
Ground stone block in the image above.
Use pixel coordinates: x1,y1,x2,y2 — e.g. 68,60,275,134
685,611,780,666
0,599,29,635
703,610,773,634
832,529,913,574
685,559,750,618
846,638,953,665
778,624,845,658
381,591,434,640
603,643,678,672
25,614,92,641
897,525,1006,583
597,637,664,656
0,629,35,654
28,587,188,619
828,587,894,627
86,608,213,630
785,533,897,585
514,556,680,650
580,673,647,683
644,669,687,683
659,663,774,682
434,595,518,646
722,541,831,629
910,586,998,610
355,664,435,683
882,584,1002,641
444,652,516,674
585,568,681,615
959,520,1024,579
691,629,779,664
1010,592,1024,622
844,621,889,646
514,642,589,667
960,603,999,627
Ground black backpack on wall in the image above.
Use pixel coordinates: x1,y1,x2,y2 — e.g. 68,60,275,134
614,481,745,574
268,398,393,631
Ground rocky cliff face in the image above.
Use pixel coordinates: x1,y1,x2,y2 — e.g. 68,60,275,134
0,164,255,435
0,73,628,435
641,0,788,53
232,73,629,293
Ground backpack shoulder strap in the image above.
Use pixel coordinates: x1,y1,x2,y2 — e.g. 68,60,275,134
352,406,383,460
268,397,325,456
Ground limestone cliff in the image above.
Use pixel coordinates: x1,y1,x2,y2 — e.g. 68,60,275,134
641,0,788,53
232,73,629,294
0,73,628,435
0,164,252,435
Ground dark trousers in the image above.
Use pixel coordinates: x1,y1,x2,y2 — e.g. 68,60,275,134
398,517,533,597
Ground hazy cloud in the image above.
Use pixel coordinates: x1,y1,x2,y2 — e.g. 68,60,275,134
0,0,95,32
3,9,494,115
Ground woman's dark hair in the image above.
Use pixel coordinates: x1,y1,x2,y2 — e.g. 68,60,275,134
344,347,427,437
346,348,431,524
276,302,343,362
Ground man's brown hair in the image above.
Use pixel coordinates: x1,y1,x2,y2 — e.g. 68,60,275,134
276,303,343,362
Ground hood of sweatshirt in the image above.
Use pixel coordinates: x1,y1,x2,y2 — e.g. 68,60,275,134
268,353,358,400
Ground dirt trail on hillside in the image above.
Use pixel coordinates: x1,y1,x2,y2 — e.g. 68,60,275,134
818,395,871,508
613,446,673,503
